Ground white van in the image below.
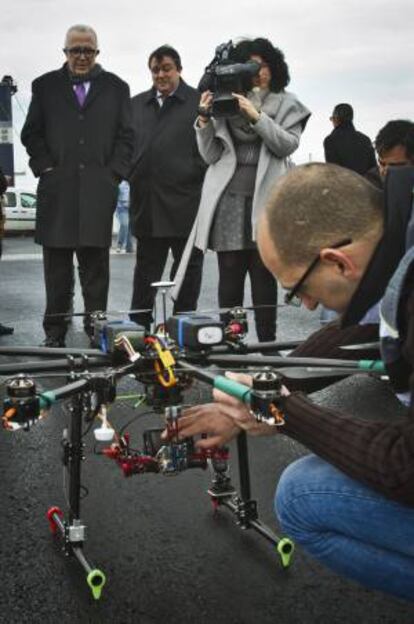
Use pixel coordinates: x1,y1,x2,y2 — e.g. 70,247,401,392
3,188,37,232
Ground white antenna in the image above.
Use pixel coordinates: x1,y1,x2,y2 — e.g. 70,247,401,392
151,281,175,327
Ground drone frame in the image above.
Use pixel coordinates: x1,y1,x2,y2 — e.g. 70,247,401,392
0,316,384,600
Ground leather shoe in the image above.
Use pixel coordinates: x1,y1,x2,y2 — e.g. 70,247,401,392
0,323,14,336
89,335,100,349
42,336,66,348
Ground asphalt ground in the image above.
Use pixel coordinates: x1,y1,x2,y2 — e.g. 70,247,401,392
0,235,413,623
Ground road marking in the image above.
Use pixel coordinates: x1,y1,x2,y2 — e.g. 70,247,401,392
1,249,135,262
1,253,42,261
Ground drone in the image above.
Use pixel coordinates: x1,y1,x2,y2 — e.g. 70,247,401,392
0,282,384,600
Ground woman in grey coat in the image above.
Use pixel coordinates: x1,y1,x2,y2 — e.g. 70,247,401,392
172,38,310,341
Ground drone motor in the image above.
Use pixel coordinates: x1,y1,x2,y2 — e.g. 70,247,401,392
2,375,41,431
250,371,285,426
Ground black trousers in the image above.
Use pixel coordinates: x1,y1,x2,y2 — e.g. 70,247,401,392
130,237,203,329
217,249,277,342
42,247,110,339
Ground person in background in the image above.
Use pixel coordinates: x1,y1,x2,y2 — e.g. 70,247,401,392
321,120,414,324
321,103,376,323
366,119,414,186
0,166,14,336
128,45,206,330
21,24,134,347
172,37,310,342
324,103,376,175
115,180,133,253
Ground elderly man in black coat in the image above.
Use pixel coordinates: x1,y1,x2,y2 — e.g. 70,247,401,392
21,24,134,346
129,45,206,329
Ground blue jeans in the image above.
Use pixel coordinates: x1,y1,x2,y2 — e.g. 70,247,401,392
116,204,133,252
275,455,414,601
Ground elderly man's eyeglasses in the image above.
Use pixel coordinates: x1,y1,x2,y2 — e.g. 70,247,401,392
284,238,352,307
64,47,98,58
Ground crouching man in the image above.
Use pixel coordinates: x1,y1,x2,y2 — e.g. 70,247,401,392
170,163,414,602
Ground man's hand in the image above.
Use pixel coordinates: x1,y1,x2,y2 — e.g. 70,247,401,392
163,371,281,450
212,372,279,437
171,403,241,449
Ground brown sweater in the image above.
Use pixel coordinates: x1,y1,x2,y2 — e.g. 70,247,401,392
281,298,414,507
278,168,414,506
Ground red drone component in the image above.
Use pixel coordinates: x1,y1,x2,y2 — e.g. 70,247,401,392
211,497,220,511
120,454,158,477
191,448,230,463
102,443,159,477
47,506,64,534
229,322,243,335
102,446,120,460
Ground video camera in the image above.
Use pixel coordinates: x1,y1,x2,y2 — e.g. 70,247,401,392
198,40,260,118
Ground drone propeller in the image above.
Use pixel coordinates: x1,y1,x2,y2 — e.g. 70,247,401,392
179,304,285,316
0,372,76,382
44,307,153,319
203,364,384,382
0,355,111,376
210,339,302,354
0,346,105,357
339,342,380,351
44,302,286,321
273,365,385,381
202,353,385,372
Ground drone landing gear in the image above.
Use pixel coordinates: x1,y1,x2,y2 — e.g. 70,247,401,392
47,393,106,600
47,507,106,599
208,432,294,569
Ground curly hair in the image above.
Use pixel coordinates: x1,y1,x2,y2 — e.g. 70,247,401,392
232,37,290,93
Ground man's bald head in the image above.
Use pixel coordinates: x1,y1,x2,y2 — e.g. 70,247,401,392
264,163,384,265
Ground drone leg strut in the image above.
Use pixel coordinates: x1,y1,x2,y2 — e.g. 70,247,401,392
210,431,294,568
47,392,106,600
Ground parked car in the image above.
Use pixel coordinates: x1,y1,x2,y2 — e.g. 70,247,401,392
3,188,37,232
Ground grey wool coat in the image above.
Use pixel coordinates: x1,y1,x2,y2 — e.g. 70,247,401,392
21,65,134,248
171,90,311,300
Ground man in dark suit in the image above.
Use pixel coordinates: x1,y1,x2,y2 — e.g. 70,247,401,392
129,45,206,330
21,24,134,346
323,103,376,175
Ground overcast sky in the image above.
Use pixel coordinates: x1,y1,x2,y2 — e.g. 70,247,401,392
3,0,414,187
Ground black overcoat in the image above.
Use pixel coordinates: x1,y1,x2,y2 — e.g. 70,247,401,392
129,79,206,238
21,65,134,247
323,122,377,175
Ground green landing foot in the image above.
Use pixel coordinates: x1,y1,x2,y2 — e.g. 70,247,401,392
87,568,106,600
277,537,294,568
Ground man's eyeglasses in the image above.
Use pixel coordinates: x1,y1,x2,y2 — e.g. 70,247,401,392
284,238,352,307
64,47,98,58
